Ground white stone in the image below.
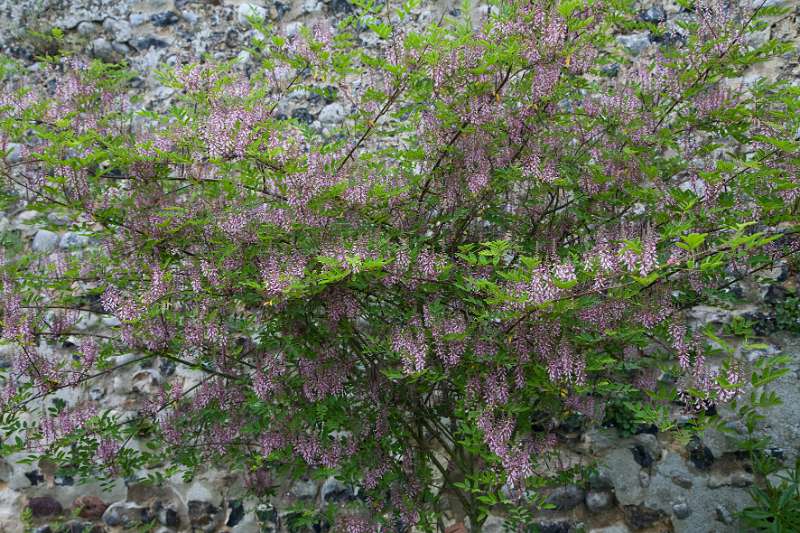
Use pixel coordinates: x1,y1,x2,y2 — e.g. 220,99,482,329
418,9,436,24
46,212,70,226
288,89,310,99
184,482,215,502
319,102,346,124
74,312,100,331
617,32,651,55
102,316,122,327
747,27,771,49
742,72,765,87
76,21,101,37
686,305,733,328
102,18,132,43
129,13,150,26
737,342,780,363
15,210,40,225
92,37,117,62
285,22,303,38
112,42,131,55
0,487,23,533
32,229,59,252
182,11,199,25
359,31,380,47
103,501,149,527
237,4,267,26
131,370,161,395
302,0,323,14
0,458,12,483
678,177,707,198
152,86,176,101
112,375,128,394
477,4,499,17
6,142,24,163
111,353,141,366
767,468,792,486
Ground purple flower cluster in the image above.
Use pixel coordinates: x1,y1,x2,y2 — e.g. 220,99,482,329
391,318,427,373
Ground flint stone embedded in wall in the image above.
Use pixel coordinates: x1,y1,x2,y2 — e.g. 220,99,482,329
617,32,651,55
0,1,800,532
585,490,614,513
73,495,108,520
237,4,268,26
545,484,585,511
32,229,59,252
26,496,63,518
640,5,666,24
102,500,150,527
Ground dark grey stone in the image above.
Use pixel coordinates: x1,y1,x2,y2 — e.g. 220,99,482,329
59,231,89,249
226,29,240,48
291,108,315,124
58,520,94,533
25,470,45,486
534,521,573,533
765,285,789,304
89,388,105,401
188,500,220,531
546,485,584,511
321,477,354,503
159,359,176,377
631,444,654,468
687,439,714,470
151,12,180,27
275,2,291,19
600,63,620,77
163,507,179,527
640,6,667,23
226,499,244,527
330,0,353,14
617,32,651,55
652,30,687,47
131,37,169,50
588,470,614,490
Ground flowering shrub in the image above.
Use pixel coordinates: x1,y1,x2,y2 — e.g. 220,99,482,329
0,0,799,529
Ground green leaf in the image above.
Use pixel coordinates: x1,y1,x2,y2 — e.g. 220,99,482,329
677,233,706,251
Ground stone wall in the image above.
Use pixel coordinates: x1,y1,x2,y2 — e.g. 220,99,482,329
0,0,800,532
